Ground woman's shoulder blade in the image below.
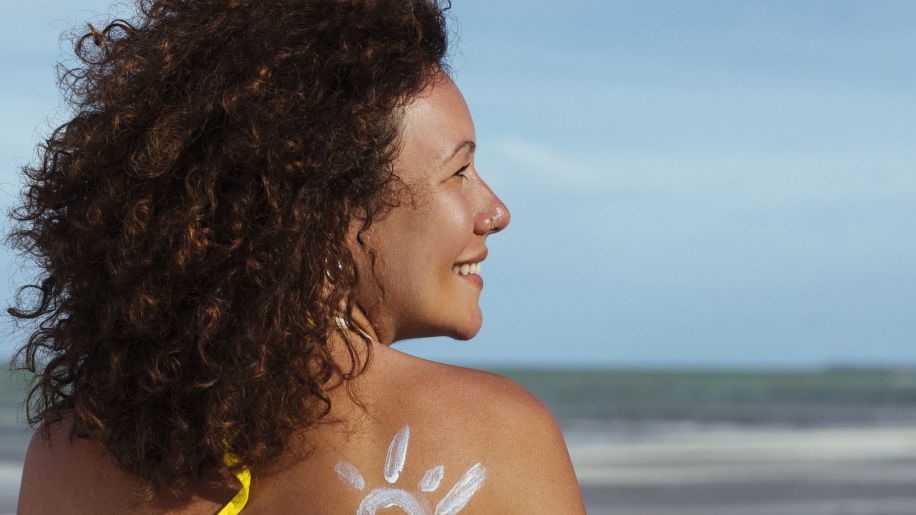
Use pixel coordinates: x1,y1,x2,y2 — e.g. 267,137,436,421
251,358,585,513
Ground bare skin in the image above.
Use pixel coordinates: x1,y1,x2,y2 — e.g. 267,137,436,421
17,73,586,514
18,342,585,514
244,341,586,514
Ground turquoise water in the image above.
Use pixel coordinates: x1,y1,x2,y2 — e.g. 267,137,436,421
1,371,31,463
489,367,916,430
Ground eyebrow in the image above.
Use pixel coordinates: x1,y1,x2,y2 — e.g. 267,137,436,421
439,140,476,166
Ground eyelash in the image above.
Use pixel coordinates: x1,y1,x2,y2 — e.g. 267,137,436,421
454,164,470,179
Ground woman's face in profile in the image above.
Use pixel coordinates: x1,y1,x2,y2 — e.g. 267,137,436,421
350,73,510,344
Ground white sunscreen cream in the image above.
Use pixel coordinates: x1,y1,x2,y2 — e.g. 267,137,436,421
334,424,487,514
419,465,444,493
384,425,410,483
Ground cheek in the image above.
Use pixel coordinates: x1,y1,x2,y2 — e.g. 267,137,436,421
380,192,474,278
433,194,474,249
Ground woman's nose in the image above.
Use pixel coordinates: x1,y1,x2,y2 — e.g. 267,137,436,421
474,189,511,235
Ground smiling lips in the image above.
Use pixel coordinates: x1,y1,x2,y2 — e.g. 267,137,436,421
451,261,483,288
451,262,481,276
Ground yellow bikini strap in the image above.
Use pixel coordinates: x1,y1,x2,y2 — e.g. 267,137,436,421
217,444,250,514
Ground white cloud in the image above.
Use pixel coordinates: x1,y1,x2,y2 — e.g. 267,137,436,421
488,135,916,207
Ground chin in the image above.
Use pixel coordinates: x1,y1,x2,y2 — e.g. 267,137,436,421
447,320,482,341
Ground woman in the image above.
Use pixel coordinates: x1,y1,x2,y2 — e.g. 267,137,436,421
11,0,586,513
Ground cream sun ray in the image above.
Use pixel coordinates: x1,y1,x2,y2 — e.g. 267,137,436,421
384,425,410,483
335,461,366,491
419,465,445,492
433,463,486,515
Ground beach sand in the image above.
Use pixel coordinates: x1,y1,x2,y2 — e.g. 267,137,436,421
570,424,916,515
2,425,915,514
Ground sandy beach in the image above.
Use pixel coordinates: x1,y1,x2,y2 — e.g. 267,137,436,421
570,424,916,515
2,424,915,514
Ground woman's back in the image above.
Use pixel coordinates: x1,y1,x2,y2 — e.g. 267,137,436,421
20,346,584,513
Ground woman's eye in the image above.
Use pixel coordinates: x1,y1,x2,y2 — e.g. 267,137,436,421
453,164,470,179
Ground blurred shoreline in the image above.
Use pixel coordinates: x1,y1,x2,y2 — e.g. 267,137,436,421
568,423,916,515
503,367,916,514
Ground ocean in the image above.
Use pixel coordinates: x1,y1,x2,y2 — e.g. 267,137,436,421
492,367,916,433
3,366,916,514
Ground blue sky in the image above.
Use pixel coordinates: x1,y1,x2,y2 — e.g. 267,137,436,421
2,1,915,367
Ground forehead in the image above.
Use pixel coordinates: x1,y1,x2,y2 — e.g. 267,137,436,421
397,75,475,167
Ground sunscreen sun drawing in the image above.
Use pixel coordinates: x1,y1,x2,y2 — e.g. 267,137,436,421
334,425,486,515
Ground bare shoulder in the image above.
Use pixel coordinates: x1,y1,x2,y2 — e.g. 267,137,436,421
236,350,586,513
18,413,124,514
18,414,230,515
425,363,554,422
390,359,587,514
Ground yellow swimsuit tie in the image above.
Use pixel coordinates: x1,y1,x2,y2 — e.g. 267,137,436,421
217,450,251,514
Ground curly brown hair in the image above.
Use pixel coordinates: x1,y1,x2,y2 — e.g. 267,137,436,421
5,0,450,504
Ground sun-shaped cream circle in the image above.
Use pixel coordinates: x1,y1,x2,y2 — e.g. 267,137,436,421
335,425,486,515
